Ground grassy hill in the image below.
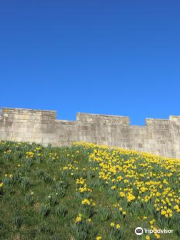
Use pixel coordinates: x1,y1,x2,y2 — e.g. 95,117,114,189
0,141,179,240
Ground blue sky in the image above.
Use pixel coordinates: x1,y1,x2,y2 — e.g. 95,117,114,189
0,0,180,125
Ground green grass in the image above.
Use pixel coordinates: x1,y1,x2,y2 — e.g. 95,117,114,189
0,141,179,240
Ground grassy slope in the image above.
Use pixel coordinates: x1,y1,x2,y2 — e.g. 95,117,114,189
0,141,179,240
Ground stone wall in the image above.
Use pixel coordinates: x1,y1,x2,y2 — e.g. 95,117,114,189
0,108,180,158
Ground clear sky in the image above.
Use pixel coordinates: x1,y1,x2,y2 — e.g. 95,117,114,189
0,1,180,125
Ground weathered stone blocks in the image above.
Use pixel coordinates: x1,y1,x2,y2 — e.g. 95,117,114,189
0,108,180,158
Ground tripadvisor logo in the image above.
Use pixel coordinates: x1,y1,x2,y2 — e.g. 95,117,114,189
135,227,173,235
135,227,143,235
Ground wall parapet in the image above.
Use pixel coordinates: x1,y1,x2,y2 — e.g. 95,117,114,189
76,112,130,125
0,107,180,158
0,108,56,122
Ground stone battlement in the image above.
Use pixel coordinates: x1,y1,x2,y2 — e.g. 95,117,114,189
0,108,180,158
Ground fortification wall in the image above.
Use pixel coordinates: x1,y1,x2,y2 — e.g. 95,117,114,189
0,108,180,158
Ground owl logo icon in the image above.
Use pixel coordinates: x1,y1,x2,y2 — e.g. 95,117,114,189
135,227,143,235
